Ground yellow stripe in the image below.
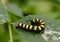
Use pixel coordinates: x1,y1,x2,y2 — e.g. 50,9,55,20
29,25,32,30
26,25,29,29
33,19,35,22
37,19,39,21
23,24,25,28
19,23,22,27
38,26,41,30
40,25,45,28
41,22,45,24
34,26,37,31
40,20,42,22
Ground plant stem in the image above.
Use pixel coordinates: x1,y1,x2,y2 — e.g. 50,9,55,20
2,0,13,42
8,23,13,42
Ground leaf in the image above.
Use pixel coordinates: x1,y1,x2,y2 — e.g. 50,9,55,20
8,11,22,22
14,15,60,42
7,3,23,17
0,0,9,42
0,0,8,24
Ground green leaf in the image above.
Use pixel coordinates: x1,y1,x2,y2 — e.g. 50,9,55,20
14,15,60,42
7,3,23,17
0,0,8,24
0,0,9,42
8,11,22,22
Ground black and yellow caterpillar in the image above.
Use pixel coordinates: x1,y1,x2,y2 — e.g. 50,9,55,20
15,19,45,32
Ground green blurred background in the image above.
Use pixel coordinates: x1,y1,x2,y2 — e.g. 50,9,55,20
0,0,60,42
8,0,60,19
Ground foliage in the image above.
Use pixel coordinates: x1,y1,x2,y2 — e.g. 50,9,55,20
0,0,60,42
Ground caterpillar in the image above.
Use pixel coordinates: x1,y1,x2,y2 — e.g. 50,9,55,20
15,19,45,33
